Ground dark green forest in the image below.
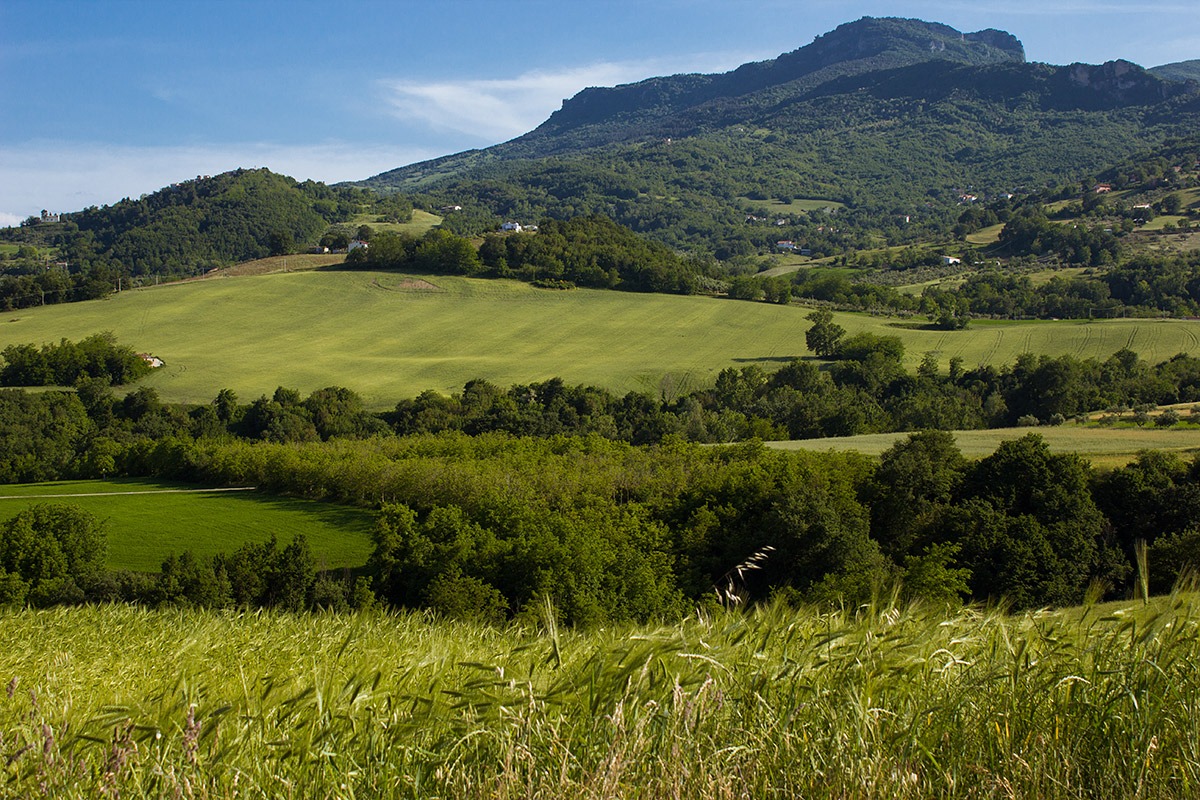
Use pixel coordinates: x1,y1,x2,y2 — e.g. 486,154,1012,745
4,334,1200,620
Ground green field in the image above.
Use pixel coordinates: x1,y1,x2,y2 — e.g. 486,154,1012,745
740,196,845,213
4,270,1200,408
768,424,1200,467
1141,215,1189,231
0,479,374,571
349,208,443,236
964,222,1005,245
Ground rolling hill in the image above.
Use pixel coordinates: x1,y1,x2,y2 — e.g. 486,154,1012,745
5,269,1200,408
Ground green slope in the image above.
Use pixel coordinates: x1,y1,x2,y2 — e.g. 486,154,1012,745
4,270,1200,408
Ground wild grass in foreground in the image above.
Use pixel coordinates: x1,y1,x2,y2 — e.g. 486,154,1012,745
2,594,1199,798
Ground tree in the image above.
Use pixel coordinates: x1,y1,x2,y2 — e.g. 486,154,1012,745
0,504,107,606
805,308,845,358
267,230,294,257
951,434,1111,607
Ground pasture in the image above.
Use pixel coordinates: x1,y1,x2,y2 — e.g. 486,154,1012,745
964,221,1005,245
3,270,1200,408
740,196,846,213
348,208,442,236
0,479,374,572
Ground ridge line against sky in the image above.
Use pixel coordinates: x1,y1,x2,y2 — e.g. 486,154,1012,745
3,0,1200,225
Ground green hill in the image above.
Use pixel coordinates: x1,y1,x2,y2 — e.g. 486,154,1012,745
5,269,1200,408
1151,59,1200,83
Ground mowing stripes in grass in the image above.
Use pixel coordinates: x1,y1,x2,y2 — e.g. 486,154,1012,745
5,271,1200,408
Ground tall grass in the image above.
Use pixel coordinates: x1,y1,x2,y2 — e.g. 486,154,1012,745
2,593,1199,798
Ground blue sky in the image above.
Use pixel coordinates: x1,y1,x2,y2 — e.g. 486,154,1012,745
3,0,1199,225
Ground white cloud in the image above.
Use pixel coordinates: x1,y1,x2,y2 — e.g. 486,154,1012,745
377,54,757,141
0,141,441,220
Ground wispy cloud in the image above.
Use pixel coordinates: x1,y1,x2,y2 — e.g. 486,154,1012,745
0,141,440,221
377,54,755,141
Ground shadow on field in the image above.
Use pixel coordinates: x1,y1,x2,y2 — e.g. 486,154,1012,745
732,355,802,364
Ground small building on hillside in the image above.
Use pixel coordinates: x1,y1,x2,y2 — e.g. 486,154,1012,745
775,240,797,251
501,222,523,232
348,240,369,251
943,256,962,266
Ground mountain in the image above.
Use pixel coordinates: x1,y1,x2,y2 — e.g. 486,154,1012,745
358,17,1200,256
1152,60,1200,83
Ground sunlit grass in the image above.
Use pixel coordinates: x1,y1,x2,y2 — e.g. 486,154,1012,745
2,594,1198,797
5,270,1200,409
0,479,374,571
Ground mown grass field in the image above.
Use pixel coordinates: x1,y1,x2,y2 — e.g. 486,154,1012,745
348,208,442,236
2,595,1197,798
964,221,1005,245
768,423,1200,468
4,270,1200,408
739,196,845,213
0,479,374,572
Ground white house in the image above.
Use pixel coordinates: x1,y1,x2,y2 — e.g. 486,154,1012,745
501,222,523,232
942,256,962,266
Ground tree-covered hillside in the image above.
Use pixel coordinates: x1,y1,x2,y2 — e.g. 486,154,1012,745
1151,59,1200,83
0,169,404,310
361,18,1200,256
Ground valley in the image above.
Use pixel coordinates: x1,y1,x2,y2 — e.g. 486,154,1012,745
4,11,1200,796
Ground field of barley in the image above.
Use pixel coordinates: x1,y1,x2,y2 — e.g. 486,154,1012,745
2,594,1198,798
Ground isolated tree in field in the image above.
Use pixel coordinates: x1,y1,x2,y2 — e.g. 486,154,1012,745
805,308,844,357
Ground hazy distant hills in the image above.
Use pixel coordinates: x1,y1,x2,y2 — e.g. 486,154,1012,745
358,17,1200,252
1152,59,1200,83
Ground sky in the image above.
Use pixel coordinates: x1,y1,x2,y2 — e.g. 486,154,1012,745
3,0,1200,226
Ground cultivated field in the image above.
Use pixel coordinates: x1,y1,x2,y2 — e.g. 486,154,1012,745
4,270,1200,407
0,479,374,571
769,424,1200,468
2,595,1197,797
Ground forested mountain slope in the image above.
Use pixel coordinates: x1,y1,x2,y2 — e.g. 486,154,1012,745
359,17,1200,255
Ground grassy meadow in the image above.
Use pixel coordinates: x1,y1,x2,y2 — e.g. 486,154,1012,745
2,594,1198,798
769,423,1200,468
5,269,1200,408
0,479,374,572
348,208,443,236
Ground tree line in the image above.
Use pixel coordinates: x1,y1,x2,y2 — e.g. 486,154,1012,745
5,341,1200,483
348,215,707,295
3,430,1198,623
